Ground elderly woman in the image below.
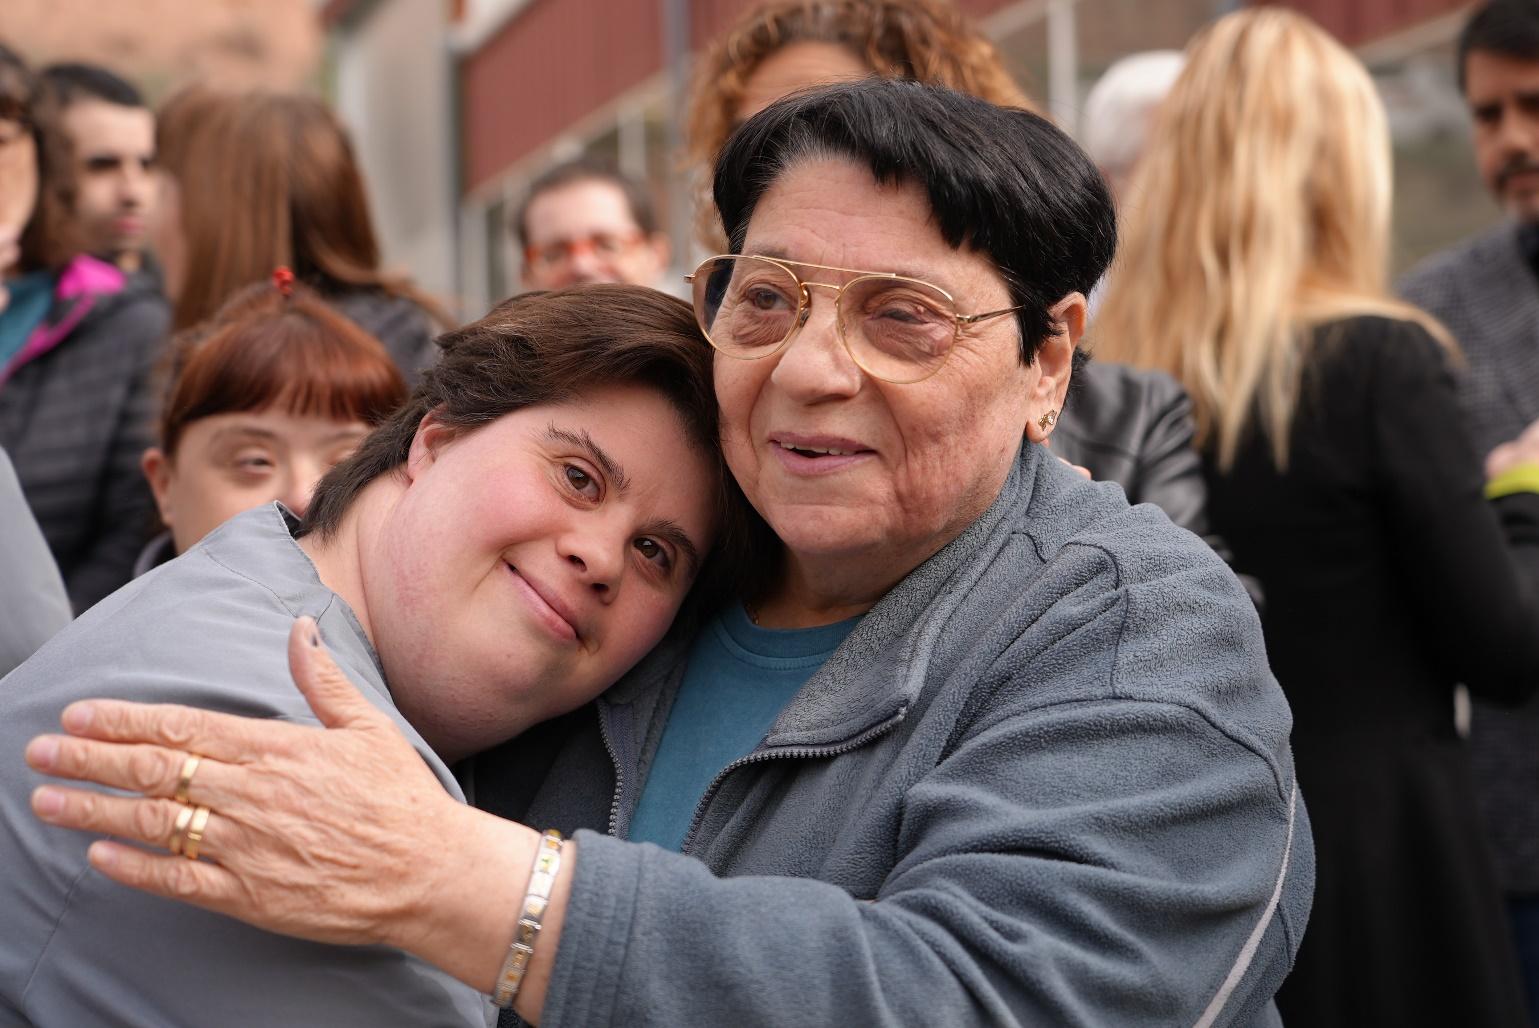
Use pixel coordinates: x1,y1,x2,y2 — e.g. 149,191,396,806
682,0,1236,589
26,81,1309,1025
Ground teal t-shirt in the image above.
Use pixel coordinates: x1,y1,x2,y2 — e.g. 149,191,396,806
628,603,861,852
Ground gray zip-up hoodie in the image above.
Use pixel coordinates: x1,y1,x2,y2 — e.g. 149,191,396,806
473,443,1312,1027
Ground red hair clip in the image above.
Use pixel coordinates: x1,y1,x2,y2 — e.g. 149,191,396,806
272,266,295,297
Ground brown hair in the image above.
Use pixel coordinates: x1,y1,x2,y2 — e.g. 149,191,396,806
0,42,80,271
156,86,445,331
157,278,407,457
685,0,1036,248
301,284,756,614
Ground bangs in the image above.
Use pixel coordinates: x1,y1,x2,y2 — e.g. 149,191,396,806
161,294,408,454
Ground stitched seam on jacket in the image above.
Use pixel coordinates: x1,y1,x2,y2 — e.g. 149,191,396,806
19,859,95,1015
939,534,1122,757
1192,782,1298,1028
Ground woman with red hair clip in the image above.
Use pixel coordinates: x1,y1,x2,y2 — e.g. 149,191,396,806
134,268,407,574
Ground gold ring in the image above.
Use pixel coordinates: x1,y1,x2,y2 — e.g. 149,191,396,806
174,754,202,805
183,806,211,861
169,803,195,855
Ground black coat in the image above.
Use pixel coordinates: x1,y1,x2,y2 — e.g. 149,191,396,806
1054,359,1261,606
1401,223,1539,896
1205,316,1539,1027
0,263,169,612
326,288,437,381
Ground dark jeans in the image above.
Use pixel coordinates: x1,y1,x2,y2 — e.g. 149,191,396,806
1511,894,1539,1028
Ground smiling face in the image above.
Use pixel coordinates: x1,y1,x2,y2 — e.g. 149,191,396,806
714,157,1073,600
363,384,719,761
143,408,372,554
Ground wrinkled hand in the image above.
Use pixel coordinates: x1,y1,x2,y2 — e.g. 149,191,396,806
1487,418,1539,480
26,617,482,954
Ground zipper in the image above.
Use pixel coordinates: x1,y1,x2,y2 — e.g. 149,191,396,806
596,704,624,838
678,705,910,856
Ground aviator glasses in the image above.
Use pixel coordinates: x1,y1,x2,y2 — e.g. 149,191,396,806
686,255,1025,385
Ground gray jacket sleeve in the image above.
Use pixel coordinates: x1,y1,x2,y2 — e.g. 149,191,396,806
0,449,70,677
540,550,1306,1026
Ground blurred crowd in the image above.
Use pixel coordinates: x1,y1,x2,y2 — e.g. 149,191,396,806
2,0,1539,1025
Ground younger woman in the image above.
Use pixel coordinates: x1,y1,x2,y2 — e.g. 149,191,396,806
1,285,735,1026
136,271,407,573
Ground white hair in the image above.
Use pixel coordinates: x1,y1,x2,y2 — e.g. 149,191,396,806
1081,51,1186,176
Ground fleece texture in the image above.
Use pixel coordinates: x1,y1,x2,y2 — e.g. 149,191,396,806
475,442,1312,1027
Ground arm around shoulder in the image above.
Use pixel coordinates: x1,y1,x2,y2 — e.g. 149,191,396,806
530,547,1306,1026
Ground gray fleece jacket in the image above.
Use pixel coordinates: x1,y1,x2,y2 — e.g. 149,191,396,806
471,443,1312,1027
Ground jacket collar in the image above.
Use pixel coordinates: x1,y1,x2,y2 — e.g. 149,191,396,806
602,442,1046,749
0,255,127,386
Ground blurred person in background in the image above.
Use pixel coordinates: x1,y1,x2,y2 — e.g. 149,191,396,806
685,0,1036,255
1399,7,1539,1013
1079,52,1184,319
1095,10,1539,1026
1081,51,1185,206
684,0,1228,572
39,62,156,277
0,447,70,677
153,87,446,378
513,157,670,291
135,270,406,575
0,43,170,612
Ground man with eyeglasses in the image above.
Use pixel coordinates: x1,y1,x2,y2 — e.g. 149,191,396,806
511,157,671,292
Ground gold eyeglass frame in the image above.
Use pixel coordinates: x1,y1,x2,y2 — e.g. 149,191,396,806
685,254,1025,384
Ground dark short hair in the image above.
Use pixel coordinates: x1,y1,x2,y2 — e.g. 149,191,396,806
301,284,752,613
39,62,145,109
511,156,657,248
1459,1,1539,92
713,79,1116,363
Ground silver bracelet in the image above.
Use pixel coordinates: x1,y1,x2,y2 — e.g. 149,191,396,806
493,828,564,1009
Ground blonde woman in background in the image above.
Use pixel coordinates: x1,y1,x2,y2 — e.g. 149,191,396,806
682,0,1242,577
1096,10,1539,1026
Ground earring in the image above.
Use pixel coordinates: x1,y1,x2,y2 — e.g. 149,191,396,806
1038,410,1058,431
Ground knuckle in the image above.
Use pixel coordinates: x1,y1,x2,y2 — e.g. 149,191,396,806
127,747,172,794
132,801,166,843
165,859,202,899
74,790,102,826
156,709,200,750
54,738,91,776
